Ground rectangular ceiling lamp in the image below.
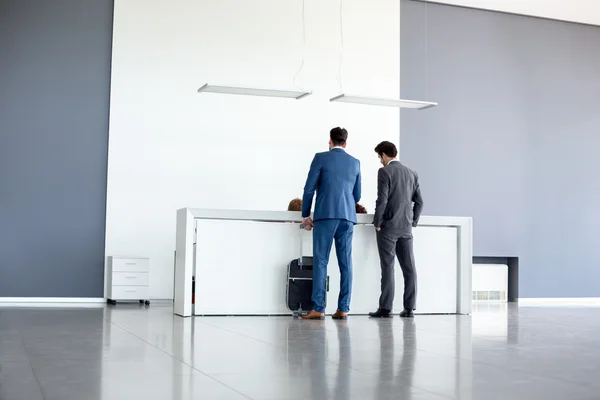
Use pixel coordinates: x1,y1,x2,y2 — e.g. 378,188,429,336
330,94,437,110
198,84,311,100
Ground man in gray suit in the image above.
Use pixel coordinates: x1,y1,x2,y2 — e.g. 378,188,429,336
369,141,424,318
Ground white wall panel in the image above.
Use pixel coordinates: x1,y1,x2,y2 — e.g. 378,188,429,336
107,0,400,298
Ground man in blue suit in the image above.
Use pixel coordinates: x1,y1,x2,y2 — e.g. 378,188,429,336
301,127,361,320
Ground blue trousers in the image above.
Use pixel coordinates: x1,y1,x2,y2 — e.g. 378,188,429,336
311,219,354,313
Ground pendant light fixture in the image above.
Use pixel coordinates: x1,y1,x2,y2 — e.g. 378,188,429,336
198,0,311,101
197,84,311,100
329,0,437,110
330,94,437,109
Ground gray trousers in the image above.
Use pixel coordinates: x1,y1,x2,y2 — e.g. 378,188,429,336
376,231,417,311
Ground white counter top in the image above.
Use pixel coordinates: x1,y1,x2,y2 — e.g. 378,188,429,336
187,208,470,228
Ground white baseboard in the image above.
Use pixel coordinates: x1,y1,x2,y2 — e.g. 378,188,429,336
0,297,105,303
518,298,600,307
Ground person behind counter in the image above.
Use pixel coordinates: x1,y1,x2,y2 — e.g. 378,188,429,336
288,198,303,212
355,204,367,214
289,198,366,214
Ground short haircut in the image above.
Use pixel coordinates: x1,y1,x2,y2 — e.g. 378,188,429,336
330,127,348,146
288,198,302,212
374,141,398,158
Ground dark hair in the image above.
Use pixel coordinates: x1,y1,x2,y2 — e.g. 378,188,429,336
374,141,398,158
330,127,348,146
355,203,367,214
288,198,302,212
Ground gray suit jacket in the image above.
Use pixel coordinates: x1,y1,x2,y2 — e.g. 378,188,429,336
373,161,424,237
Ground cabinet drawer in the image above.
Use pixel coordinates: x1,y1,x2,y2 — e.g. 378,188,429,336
112,272,149,286
111,258,149,272
110,286,149,300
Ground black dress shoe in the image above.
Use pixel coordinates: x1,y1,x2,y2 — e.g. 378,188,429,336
399,309,414,318
369,309,393,318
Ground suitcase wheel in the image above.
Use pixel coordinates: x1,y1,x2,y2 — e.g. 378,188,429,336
293,311,299,319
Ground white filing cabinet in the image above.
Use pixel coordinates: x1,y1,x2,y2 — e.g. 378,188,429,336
106,256,151,305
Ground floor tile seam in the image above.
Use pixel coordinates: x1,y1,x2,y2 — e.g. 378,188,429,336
108,314,599,393
230,358,457,400
192,319,508,360
197,319,301,347
106,318,254,400
440,347,600,391
17,333,47,400
203,357,349,378
197,318,427,347
406,385,457,400
347,344,569,383
351,353,587,400
197,318,475,341
505,316,600,330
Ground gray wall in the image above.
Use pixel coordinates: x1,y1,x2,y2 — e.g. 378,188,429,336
400,0,600,297
0,0,113,297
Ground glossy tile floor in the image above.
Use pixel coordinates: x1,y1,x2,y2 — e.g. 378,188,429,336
1,303,599,400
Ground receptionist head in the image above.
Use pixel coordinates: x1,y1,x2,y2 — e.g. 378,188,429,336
329,127,348,151
288,198,303,212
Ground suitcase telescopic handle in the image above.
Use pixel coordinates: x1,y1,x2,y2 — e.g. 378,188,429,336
298,224,304,267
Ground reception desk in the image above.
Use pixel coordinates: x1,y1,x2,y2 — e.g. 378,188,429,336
173,208,472,317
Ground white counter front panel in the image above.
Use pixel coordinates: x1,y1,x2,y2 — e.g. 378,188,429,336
194,219,458,315
195,219,298,315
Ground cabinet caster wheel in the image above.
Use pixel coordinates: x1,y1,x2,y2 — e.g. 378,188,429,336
139,300,144,304
144,300,150,306
107,299,117,305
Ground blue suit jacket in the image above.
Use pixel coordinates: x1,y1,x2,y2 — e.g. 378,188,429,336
302,148,361,223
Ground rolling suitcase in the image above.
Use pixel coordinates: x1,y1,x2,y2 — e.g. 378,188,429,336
286,225,329,318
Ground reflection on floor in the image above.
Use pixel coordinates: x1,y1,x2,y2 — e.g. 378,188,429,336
0,302,599,400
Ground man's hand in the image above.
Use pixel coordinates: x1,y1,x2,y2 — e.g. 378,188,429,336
376,227,381,232
301,217,314,231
